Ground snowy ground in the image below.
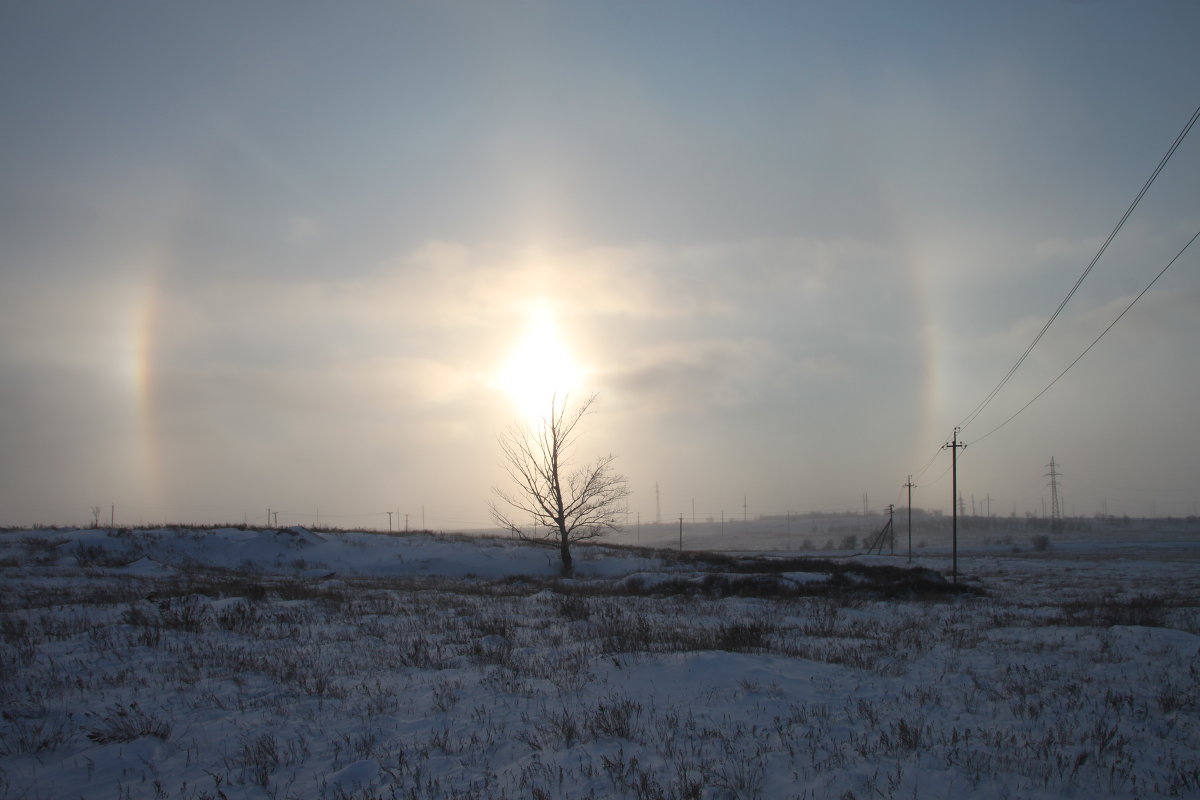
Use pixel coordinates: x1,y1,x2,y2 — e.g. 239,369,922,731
1,524,1198,799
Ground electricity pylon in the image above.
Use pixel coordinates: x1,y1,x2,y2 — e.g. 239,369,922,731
1045,457,1063,533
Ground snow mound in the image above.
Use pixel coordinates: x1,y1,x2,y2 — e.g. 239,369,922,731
121,557,177,577
328,759,380,791
780,572,830,584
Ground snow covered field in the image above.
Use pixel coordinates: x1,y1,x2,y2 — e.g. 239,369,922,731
1,524,1198,799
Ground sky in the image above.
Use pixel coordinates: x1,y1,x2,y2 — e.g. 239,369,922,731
2,1,1198,530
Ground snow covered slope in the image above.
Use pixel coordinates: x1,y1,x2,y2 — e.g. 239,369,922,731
1,525,1197,799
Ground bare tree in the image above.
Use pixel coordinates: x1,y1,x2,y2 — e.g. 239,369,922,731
490,393,630,574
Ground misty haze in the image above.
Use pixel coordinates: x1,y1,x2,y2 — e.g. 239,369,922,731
2,2,1198,799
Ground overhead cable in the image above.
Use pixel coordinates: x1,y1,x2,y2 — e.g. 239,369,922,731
911,444,944,481
958,103,1200,433
970,227,1200,446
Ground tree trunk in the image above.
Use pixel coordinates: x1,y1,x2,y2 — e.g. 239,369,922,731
558,531,573,575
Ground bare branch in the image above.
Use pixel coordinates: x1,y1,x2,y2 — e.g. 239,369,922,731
489,393,627,573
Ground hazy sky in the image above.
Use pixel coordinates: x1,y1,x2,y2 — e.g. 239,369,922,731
2,1,1198,529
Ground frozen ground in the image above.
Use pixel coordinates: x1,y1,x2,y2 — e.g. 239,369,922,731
1,523,1197,799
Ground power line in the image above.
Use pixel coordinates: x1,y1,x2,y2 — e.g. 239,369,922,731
923,459,955,488
970,227,1200,446
958,103,1200,433
911,444,944,481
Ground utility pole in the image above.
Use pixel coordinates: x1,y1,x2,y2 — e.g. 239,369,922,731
272,510,278,527
943,428,966,584
904,475,915,563
636,512,640,545
887,504,895,555
1045,457,1062,533
862,492,868,516
678,515,683,552
110,505,115,530
985,493,991,517
267,507,271,527
387,511,393,532
405,513,409,533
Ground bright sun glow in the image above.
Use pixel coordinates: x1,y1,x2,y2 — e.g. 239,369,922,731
495,303,582,420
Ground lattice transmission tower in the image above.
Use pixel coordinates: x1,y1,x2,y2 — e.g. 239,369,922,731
1045,457,1063,532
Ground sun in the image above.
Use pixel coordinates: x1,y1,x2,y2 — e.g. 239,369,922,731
495,303,582,420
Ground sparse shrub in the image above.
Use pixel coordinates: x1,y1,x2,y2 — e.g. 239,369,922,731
469,635,513,666
1158,683,1195,714
594,605,656,653
0,711,72,755
432,678,463,712
586,695,643,740
19,536,66,565
471,614,511,638
1058,594,1171,628
299,666,344,698
157,596,211,631
85,702,171,744
231,732,279,788
556,594,591,621
1031,535,1050,552
714,619,773,652
0,616,32,646
216,600,264,635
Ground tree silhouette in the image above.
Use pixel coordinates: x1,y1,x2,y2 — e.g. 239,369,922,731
490,393,629,574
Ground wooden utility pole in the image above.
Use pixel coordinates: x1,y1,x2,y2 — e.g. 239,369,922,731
678,515,683,552
944,428,966,583
887,504,895,555
904,476,915,563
